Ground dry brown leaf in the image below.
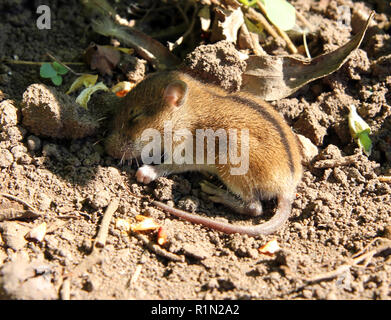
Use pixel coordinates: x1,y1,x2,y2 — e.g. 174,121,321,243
115,218,131,232
210,6,244,43
241,12,374,101
157,226,168,246
259,238,280,256
199,5,212,32
85,43,120,76
26,222,47,242
131,216,160,232
92,17,180,70
111,81,135,97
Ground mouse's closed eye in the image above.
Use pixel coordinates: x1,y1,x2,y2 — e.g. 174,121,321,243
128,110,144,124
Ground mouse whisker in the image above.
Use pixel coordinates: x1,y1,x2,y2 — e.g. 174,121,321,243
92,138,104,146
119,150,127,166
134,156,140,168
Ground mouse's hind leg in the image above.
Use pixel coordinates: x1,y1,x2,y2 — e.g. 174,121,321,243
200,180,263,216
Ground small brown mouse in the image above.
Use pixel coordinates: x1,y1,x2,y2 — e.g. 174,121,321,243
105,71,303,236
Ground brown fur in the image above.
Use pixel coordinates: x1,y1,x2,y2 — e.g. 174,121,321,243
105,71,303,236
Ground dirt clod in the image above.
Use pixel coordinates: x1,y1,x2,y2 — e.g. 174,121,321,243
183,40,246,92
0,253,57,300
21,84,99,139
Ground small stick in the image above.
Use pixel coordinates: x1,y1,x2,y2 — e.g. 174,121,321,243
312,155,358,169
245,7,280,40
0,193,39,214
46,219,70,234
256,1,297,54
63,200,119,282
305,239,391,284
63,251,102,279
94,199,120,248
239,21,267,56
171,2,197,50
46,52,83,76
2,59,85,66
129,264,143,288
0,208,40,222
379,176,391,183
273,24,298,54
296,10,313,32
60,278,71,300
132,231,185,262
175,2,189,26
305,264,352,283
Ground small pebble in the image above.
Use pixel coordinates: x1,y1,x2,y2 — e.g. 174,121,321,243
37,193,52,211
26,135,41,152
0,149,14,167
89,190,110,209
383,225,391,240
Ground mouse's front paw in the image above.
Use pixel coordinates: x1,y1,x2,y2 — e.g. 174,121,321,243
136,165,158,184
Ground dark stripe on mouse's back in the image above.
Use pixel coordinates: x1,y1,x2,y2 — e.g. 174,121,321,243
226,95,295,176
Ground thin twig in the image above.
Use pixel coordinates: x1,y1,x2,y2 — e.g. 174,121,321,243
94,199,120,248
61,200,119,285
0,193,39,214
312,155,358,169
256,1,297,54
245,7,280,40
351,237,383,259
63,250,102,279
129,264,143,288
379,176,391,183
296,10,313,32
239,20,266,56
305,264,352,283
132,231,185,262
0,208,40,222
305,238,391,284
171,2,198,50
176,2,189,26
60,278,71,300
2,59,84,66
46,52,83,76
139,1,157,23
274,24,298,54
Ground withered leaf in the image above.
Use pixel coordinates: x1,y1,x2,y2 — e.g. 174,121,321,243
92,17,180,70
210,6,244,43
85,43,121,76
199,5,212,32
241,12,374,101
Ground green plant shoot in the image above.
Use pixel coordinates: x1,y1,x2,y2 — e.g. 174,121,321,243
40,62,69,86
348,105,372,156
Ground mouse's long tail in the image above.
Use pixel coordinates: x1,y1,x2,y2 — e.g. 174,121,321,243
152,195,292,237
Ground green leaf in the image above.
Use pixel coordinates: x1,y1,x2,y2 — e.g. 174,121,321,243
348,105,370,138
52,62,69,75
357,131,372,156
40,63,57,78
51,75,63,86
261,0,296,31
238,0,258,6
348,105,372,156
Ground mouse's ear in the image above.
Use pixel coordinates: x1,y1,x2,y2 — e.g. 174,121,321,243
163,80,188,108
